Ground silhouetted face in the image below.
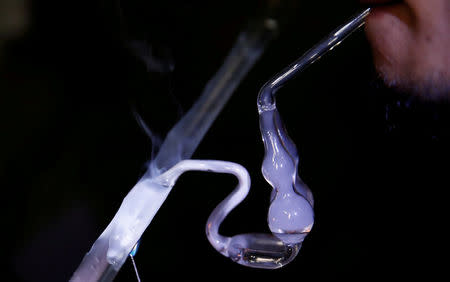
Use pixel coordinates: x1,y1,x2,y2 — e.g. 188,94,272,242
362,0,449,99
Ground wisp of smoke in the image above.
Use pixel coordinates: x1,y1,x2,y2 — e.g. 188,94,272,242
70,16,278,282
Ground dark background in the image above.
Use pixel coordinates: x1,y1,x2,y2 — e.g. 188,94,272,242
1,0,448,281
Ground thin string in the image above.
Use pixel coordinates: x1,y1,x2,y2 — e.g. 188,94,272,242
129,255,141,282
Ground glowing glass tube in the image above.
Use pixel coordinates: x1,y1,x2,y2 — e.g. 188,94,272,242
204,8,371,268
70,17,277,282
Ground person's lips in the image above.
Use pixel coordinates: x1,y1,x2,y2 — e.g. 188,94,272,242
360,0,408,21
363,0,411,25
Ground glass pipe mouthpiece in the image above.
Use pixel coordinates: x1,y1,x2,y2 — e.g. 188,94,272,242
257,8,371,110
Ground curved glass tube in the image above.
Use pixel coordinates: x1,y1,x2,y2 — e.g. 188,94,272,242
258,8,371,241
205,8,371,269
70,17,277,282
257,8,370,110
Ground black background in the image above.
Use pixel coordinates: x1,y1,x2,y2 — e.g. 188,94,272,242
1,0,448,281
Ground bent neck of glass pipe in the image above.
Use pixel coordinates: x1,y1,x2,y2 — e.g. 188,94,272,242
257,8,371,112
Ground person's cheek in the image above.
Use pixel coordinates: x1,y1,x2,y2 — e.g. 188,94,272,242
409,0,450,76
365,3,415,83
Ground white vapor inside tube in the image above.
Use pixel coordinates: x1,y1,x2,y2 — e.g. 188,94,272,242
70,18,277,282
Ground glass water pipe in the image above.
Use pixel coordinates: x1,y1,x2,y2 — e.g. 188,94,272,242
70,7,371,281
204,8,371,268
